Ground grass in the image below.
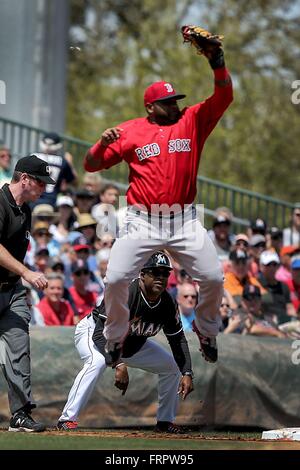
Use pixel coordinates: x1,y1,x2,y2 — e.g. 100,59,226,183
1,428,300,450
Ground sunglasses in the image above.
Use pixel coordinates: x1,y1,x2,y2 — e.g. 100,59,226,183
74,270,89,276
265,262,279,267
27,174,45,185
36,231,50,237
183,294,197,299
143,269,171,278
236,241,249,247
253,243,266,249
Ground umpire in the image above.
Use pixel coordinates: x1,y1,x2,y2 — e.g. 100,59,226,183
0,154,55,432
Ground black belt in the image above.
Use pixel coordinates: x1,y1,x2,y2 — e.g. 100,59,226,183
0,282,16,292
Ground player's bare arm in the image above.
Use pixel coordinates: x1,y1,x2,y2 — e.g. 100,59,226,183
0,244,48,290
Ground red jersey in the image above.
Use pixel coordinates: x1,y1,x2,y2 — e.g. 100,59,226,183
37,297,75,326
69,286,98,320
85,68,233,210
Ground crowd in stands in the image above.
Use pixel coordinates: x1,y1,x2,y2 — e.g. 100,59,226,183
1,135,300,338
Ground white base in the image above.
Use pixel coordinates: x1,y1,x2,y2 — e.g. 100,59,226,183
262,428,300,441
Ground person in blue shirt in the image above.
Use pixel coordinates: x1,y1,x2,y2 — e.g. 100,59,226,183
176,283,197,332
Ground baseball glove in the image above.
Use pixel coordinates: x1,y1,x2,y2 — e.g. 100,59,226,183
181,25,224,56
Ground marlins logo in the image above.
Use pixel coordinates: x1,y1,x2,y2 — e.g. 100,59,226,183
156,253,167,264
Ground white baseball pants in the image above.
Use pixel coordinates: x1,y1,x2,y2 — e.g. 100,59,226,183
103,205,223,343
59,315,181,423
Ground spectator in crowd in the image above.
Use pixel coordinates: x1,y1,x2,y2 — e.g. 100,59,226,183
234,233,250,253
69,260,98,322
34,246,50,274
91,183,120,233
283,205,300,247
239,285,285,338
224,249,266,304
208,213,233,262
222,232,250,273
51,194,77,245
36,273,75,326
32,203,58,225
94,232,114,252
96,248,111,285
45,257,79,315
33,132,77,206
247,218,267,238
284,257,300,314
0,146,12,187
267,227,283,255
176,283,197,332
276,246,300,283
75,213,98,249
258,250,296,325
248,234,266,277
219,290,239,333
71,237,100,281
82,171,103,196
32,221,60,257
73,189,96,215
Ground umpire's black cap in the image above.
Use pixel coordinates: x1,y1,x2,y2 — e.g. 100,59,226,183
15,154,56,184
142,252,172,271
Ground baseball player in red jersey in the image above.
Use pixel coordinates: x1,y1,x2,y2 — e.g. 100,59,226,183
84,45,233,363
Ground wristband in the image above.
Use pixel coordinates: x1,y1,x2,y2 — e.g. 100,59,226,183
115,362,126,369
182,371,194,379
209,48,225,70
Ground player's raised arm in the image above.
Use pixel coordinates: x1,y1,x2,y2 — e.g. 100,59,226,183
84,127,123,172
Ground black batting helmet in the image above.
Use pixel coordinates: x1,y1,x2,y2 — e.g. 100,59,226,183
142,252,172,271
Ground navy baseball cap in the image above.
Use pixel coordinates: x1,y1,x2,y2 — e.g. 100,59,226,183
144,81,186,105
15,155,55,184
142,252,172,271
229,249,249,263
250,218,267,234
71,259,90,273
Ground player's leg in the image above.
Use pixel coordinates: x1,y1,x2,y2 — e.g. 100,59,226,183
124,340,181,424
58,315,106,428
0,284,45,432
104,210,162,346
167,208,223,362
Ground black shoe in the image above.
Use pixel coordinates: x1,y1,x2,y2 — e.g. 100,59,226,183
154,421,187,434
8,410,46,432
192,320,218,363
57,420,78,431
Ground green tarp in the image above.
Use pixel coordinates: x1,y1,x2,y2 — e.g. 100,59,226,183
0,327,299,429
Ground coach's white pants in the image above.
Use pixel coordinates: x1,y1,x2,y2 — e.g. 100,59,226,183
104,205,223,343
59,316,181,423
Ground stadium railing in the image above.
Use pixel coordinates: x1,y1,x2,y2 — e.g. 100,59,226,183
0,116,294,231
